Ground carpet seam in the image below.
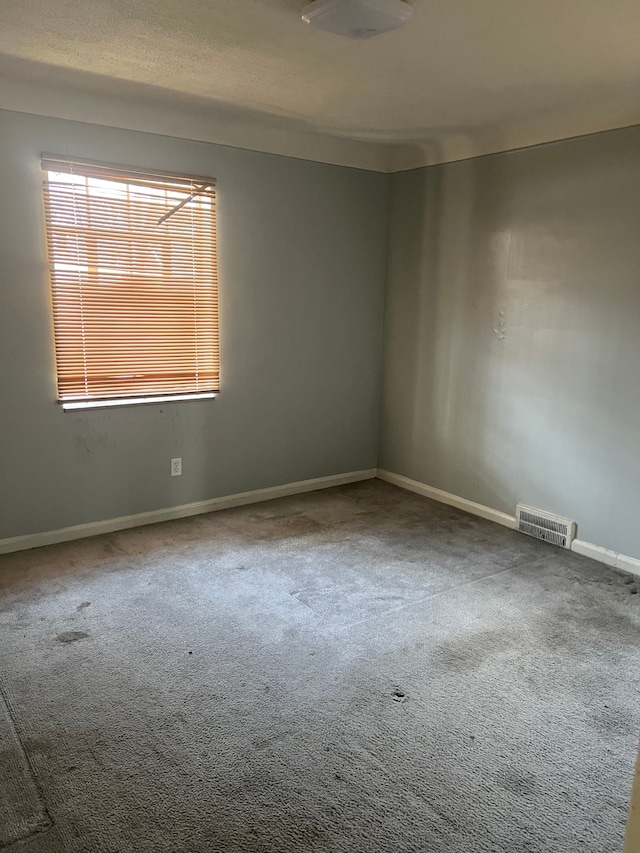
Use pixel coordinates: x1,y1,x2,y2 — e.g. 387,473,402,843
0,677,55,847
335,555,542,632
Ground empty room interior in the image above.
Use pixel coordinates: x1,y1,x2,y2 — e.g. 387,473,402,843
1,1,640,851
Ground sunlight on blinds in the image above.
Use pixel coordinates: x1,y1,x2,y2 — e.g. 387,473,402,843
42,156,219,405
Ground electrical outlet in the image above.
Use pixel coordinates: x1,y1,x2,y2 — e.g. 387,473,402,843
171,457,182,477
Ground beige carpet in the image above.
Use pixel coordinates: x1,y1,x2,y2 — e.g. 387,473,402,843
0,480,639,852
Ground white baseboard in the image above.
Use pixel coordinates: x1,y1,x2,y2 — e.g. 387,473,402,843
376,469,518,530
5,466,639,578
376,468,640,578
571,539,640,575
0,468,377,556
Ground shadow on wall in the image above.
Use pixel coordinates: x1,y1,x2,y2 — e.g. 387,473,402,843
380,153,519,514
379,129,640,555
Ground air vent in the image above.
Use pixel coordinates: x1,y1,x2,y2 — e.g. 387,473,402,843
516,504,575,549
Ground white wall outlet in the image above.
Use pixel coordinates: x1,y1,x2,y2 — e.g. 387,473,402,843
171,457,182,477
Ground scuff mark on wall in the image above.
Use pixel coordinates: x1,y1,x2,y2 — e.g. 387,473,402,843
71,415,110,459
493,310,507,340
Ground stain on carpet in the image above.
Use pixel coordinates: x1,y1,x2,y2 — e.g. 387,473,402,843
56,631,89,644
431,629,513,673
253,515,325,540
391,688,408,703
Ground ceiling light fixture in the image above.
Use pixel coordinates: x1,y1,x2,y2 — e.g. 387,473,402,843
302,0,413,39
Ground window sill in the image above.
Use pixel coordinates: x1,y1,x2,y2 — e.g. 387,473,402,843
62,392,218,411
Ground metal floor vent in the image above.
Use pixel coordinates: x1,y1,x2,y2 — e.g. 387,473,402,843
516,504,575,549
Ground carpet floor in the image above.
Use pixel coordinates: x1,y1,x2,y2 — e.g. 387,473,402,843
0,479,638,853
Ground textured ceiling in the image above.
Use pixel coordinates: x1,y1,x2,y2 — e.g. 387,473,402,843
1,0,640,169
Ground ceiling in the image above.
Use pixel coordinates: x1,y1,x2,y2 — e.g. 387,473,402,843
1,0,640,171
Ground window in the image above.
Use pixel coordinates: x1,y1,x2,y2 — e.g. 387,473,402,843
41,156,219,410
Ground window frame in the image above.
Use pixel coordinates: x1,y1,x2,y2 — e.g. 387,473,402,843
41,155,220,411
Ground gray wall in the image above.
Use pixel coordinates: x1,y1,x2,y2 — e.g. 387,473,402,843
380,126,640,558
0,110,388,539
3,106,639,558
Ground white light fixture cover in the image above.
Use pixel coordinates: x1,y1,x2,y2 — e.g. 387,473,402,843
302,0,413,39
